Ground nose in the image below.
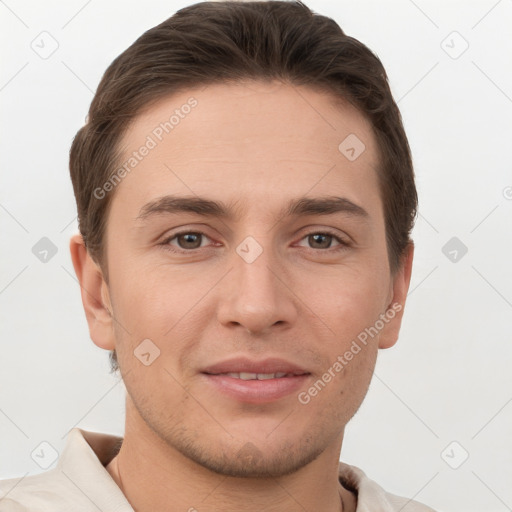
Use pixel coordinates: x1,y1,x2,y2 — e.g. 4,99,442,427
216,241,299,335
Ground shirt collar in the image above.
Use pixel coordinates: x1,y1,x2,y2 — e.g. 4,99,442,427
58,428,134,512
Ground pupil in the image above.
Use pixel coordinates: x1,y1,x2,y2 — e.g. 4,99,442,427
180,233,201,248
311,234,330,248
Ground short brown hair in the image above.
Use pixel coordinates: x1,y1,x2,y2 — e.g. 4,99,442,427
69,0,417,373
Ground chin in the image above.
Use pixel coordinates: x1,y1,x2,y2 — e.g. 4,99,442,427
161,425,325,479
185,443,323,478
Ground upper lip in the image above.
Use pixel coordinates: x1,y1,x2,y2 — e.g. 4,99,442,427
202,357,310,375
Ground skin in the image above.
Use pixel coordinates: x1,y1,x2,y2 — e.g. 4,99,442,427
70,80,413,512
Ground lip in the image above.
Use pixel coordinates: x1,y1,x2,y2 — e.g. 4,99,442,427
202,357,309,376
201,357,310,404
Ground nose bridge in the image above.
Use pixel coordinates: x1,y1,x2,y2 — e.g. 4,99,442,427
217,234,297,334
238,243,277,308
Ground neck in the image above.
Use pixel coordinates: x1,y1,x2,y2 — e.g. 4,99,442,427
105,402,356,512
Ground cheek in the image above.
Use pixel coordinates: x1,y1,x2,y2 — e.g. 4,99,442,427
305,267,388,341
298,340,378,436
109,265,214,378
110,261,194,327
300,269,387,410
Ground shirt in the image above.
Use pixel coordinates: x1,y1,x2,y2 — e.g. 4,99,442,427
0,428,436,511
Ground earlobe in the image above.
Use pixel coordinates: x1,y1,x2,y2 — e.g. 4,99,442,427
69,233,115,351
378,242,414,349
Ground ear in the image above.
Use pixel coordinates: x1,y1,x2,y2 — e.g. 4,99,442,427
378,242,414,349
69,233,115,351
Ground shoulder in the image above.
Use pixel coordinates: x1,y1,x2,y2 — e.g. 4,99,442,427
0,428,129,512
381,491,438,512
338,461,437,512
0,469,81,511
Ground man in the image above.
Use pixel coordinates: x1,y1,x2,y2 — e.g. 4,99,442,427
0,1,436,510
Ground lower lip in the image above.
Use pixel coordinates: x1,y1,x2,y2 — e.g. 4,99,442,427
202,374,310,403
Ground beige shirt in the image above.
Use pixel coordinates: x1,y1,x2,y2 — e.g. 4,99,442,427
0,428,436,511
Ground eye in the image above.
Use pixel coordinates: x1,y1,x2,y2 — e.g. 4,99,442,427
296,231,349,251
159,229,350,255
164,231,212,251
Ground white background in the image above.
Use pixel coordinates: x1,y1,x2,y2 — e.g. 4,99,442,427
1,1,511,511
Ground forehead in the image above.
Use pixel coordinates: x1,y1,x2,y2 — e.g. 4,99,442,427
112,80,382,220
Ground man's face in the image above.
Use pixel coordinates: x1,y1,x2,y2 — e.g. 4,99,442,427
98,81,405,477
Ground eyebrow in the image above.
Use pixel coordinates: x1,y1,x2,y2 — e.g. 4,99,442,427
136,194,369,223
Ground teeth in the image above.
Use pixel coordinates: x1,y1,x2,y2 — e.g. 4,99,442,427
239,372,257,380
223,372,290,380
257,373,275,380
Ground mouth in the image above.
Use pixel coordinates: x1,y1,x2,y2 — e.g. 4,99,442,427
207,371,306,380
200,358,311,403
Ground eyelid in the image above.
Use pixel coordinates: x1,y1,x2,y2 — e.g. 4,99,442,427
294,229,350,249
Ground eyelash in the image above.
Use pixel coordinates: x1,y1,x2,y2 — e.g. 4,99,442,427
159,229,351,255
